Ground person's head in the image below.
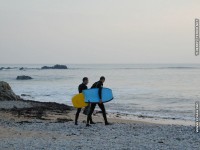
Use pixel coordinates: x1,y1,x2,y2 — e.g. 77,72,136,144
100,76,105,83
82,77,89,85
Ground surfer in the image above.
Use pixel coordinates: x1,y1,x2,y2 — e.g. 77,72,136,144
75,77,95,125
86,76,110,126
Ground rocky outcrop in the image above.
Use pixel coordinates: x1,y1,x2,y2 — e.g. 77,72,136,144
16,75,33,80
0,67,17,70
19,67,25,70
21,94,31,97
41,64,68,69
0,81,21,101
0,67,11,70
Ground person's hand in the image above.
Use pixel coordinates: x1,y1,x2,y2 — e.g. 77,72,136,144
99,99,103,104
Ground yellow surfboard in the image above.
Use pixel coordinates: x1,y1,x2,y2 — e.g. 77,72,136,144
72,93,88,108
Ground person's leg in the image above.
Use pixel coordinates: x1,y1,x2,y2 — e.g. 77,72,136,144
88,103,95,124
75,108,81,125
89,117,95,124
98,103,108,125
86,103,96,126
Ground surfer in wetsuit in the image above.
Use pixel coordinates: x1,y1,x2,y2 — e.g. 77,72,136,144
86,76,110,126
75,77,94,125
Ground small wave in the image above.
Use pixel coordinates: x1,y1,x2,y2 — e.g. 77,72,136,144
163,67,198,69
107,110,193,121
113,66,199,70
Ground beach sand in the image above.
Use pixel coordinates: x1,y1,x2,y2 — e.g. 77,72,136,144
0,101,199,150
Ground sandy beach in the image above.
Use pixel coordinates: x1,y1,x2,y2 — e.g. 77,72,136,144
0,100,199,150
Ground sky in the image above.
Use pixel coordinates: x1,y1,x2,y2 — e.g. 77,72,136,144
0,0,200,64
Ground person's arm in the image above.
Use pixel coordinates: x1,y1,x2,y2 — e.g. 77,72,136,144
78,85,81,93
97,82,103,103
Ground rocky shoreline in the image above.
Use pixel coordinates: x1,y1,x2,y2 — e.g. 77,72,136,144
0,81,199,150
0,80,73,123
0,100,73,120
0,81,21,101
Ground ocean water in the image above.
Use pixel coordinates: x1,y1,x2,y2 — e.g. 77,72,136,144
0,64,200,122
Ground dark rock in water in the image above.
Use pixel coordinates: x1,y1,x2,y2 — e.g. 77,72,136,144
19,67,24,70
53,64,68,69
0,67,16,70
41,66,50,69
16,75,33,80
0,81,21,101
41,64,68,69
21,94,31,97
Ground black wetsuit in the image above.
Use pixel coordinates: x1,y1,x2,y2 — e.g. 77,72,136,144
75,83,87,125
78,83,87,93
87,81,108,125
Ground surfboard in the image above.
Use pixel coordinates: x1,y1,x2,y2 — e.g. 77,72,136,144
83,88,113,103
72,93,88,108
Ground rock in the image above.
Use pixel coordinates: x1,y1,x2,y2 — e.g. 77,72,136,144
53,64,67,69
19,67,24,70
41,64,68,69
0,81,21,101
0,67,17,70
1,67,11,70
21,94,31,97
41,66,50,69
16,75,33,80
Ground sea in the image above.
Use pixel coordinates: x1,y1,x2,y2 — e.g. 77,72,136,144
0,64,199,123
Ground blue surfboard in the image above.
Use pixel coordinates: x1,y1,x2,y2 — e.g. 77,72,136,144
83,88,113,103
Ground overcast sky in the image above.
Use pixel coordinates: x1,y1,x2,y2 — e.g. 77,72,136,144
0,0,200,64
